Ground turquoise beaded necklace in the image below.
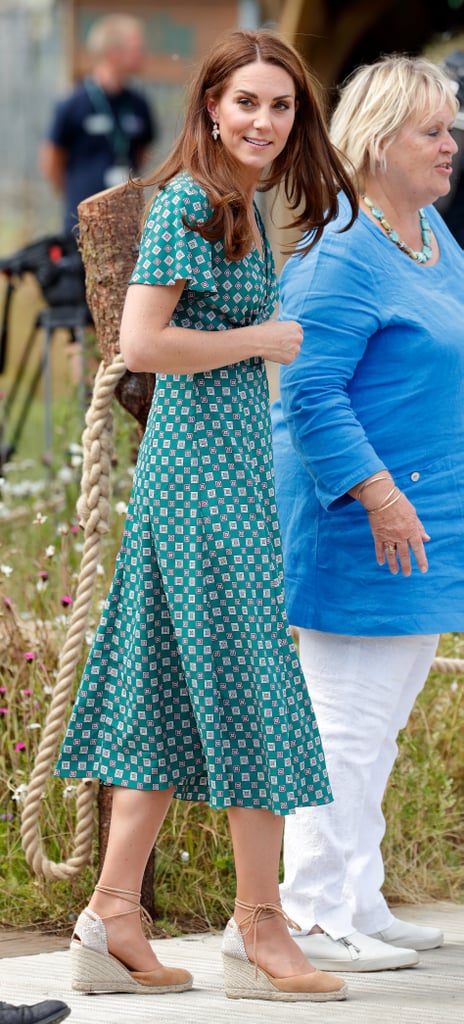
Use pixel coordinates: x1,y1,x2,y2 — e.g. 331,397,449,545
363,195,433,264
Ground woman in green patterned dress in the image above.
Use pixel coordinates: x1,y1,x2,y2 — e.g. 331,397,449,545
56,29,356,1003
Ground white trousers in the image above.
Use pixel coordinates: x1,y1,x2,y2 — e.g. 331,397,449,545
281,629,439,939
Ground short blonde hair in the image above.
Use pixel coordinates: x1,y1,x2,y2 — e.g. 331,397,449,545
86,14,143,59
330,55,458,187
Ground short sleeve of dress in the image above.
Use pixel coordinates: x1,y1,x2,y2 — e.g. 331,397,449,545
130,173,216,294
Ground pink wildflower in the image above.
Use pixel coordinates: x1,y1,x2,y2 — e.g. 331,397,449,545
61,595,73,607
15,742,26,752
24,651,36,662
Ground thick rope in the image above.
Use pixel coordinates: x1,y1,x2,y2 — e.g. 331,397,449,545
431,656,464,675
21,353,127,879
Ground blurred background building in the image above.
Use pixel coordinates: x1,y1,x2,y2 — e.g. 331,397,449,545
0,0,462,462
0,0,463,252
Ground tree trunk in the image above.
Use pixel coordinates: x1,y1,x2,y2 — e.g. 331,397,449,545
78,181,155,426
78,182,156,913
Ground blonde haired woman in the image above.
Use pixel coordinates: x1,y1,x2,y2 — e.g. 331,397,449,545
273,55,460,971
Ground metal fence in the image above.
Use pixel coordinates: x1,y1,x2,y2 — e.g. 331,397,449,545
0,1,69,248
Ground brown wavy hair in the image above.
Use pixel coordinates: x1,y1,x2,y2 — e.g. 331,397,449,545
139,29,357,259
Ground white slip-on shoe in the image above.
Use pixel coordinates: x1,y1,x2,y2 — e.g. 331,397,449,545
369,916,444,951
294,930,419,972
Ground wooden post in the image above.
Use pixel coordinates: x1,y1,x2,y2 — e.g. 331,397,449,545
78,181,155,425
78,182,156,915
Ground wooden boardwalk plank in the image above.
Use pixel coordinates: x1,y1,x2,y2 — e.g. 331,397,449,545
0,903,462,1023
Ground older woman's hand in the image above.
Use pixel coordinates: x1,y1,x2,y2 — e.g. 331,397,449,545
367,491,430,576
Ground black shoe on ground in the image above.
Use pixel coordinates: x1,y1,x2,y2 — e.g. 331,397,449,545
0,1001,70,1024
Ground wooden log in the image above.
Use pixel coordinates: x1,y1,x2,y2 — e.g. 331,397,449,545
77,181,155,426
78,182,156,912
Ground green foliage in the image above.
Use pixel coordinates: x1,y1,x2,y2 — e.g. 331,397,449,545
154,802,235,933
382,635,464,905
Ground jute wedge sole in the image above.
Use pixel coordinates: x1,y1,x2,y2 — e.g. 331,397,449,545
70,887,193,995
222,908,348,1003
222,953,347,1002
71,940,193,995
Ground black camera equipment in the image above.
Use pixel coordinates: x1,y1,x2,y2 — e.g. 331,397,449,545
0,234,92,466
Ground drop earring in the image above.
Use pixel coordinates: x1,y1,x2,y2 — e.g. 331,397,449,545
211,121,220,141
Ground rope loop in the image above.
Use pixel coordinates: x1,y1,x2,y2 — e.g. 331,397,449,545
21,353,127,879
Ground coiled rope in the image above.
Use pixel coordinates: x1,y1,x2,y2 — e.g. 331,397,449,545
21,353,127,879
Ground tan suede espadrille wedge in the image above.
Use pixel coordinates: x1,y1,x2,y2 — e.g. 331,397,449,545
71,886,193,995
222,901,348,1002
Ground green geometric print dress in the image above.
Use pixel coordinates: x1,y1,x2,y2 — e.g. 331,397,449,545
56,172,332,814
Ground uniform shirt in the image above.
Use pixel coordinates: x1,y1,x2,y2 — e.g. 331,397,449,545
48,79,156,232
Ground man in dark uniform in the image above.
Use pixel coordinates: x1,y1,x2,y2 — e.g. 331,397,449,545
40,14,157,235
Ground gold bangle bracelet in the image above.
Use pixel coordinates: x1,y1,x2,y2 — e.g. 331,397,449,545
368,490,402,515
365,486,397,513
356,473,391,499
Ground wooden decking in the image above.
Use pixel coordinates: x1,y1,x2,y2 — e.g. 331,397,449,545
0,902,462,1023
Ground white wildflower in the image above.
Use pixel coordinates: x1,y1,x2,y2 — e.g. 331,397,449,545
45,545,56,558
27,723,42,731
12,783,28,804
180,851,190,863
57,466,74,484
33,512,48,525
115,501,128,516
63,785,78,800
0,564,13,577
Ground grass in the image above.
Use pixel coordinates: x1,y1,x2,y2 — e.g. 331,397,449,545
382,636,464,906
0,316,463,935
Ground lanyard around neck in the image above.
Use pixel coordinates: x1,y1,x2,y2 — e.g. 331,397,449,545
84,77,130,160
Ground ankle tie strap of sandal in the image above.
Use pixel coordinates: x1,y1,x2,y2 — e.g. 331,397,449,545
234,900,301,972
95,885,153,930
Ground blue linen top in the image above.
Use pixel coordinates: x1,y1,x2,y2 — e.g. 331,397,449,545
272,195,464,636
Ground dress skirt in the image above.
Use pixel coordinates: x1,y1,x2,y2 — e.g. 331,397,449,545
56,361,332,814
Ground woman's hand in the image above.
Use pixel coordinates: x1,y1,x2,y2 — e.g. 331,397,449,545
257,319,303,365
368,491,430,576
